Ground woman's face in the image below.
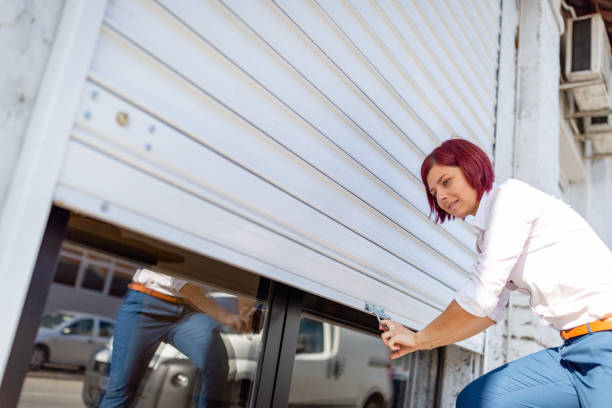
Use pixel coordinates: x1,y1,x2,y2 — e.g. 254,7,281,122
426,164,480,218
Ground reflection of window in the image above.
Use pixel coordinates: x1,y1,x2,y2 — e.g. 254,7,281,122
67,319,93,336
297,317,324,354
53,244,139,296
82,265,108,292
99,321,114,337
19,223,271,408
53,256,80,286
61,245,84,258
109,269,132,298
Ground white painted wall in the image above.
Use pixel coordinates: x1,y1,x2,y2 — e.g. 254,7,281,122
0,0,107,386
514,0,562,196
440,345,483,408
559,92,589,216
0,0,65,215
588,157,612,246
493,0,519,184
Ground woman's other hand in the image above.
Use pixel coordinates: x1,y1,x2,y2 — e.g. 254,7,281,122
378,301,495,360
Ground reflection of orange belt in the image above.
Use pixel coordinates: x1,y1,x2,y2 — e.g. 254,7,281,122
560,319,612,340
128,282,186,305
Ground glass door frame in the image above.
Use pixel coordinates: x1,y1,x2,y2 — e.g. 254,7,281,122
0,206,445,408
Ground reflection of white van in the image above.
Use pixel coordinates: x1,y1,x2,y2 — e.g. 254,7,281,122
83,316,391,408
291,317,392,408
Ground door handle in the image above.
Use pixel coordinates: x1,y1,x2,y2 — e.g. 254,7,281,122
333,357,345,379
326,359,334,378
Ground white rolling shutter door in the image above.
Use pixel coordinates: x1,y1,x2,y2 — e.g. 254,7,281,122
55,0,501,352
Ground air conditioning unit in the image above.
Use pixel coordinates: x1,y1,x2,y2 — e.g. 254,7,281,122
583,115,612,156
584,114,612,133
592,134,612,154
565,13,612,111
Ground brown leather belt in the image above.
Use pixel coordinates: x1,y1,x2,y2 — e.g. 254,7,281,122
560,319,612,340
128,282,186,305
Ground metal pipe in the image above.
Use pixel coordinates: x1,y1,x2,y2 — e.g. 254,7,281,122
581,132,612,138
585,153,612,159
433,347,445,408
586,138,593,157
566,108,612,119
548,0,565,34
559,78,606,90
561,0,577,19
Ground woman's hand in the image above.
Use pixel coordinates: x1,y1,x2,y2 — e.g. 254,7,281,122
379,301,496,360
380,320,422,359
221,312,251,333
180,284,254,333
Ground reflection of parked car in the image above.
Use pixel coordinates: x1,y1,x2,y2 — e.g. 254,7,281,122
30,311,115,370
83,316,391,408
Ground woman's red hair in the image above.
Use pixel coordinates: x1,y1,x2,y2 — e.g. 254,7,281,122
420,138,494,224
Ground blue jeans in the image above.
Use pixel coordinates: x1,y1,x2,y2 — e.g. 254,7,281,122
457,331,612,407
100,289,230,408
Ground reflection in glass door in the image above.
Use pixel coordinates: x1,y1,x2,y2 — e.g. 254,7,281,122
289,315,393,408
18,214,272,408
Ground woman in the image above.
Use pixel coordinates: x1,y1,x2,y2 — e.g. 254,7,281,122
381,139,612,407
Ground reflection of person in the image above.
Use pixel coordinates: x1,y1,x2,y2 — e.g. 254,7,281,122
381,139,612,407
100,269,251,408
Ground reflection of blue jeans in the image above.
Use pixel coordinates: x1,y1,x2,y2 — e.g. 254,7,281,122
457,331,612,407
100,289,229,408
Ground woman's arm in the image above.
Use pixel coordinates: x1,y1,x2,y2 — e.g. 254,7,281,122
381,300,494,359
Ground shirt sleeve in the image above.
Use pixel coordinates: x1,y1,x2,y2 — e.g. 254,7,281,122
169,278,189,293
455,181,537,318
134,269,189,295
487,287,511,322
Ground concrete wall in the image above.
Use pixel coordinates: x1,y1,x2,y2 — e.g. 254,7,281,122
500,0,612,369
0,0,65,217
588,157,612,246
440,345,483,408
514,0,562,196
503,0,567,362
493,0,519,184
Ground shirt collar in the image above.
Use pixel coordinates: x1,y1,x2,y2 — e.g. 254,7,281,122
472,188,493,231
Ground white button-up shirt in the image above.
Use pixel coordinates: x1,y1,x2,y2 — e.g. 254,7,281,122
132,269,188,297
455,178,612,331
